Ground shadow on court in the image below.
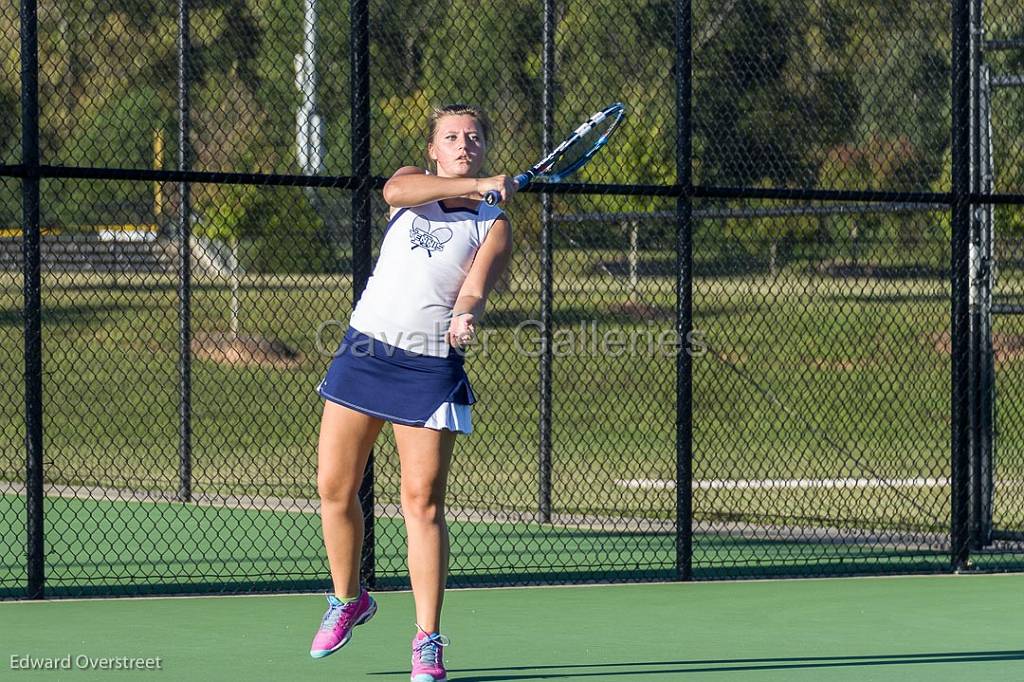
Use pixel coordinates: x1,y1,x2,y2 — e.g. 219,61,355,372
369,650,1024,680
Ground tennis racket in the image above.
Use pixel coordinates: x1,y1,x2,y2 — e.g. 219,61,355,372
484,102,626,205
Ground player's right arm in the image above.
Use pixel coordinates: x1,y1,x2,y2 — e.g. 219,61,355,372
382,167,516,208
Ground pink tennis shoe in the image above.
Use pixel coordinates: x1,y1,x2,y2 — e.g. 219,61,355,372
309,590,377,659
411,628,450,682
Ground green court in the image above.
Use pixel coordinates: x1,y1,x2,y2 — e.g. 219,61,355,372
1,574,1021,681
1,491,961,599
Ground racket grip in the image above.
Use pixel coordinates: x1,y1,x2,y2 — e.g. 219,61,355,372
483,174,528,206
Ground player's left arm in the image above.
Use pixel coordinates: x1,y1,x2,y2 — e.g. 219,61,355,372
448,216,512,347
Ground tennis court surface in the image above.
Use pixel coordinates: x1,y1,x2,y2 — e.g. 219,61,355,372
2,574,1021,681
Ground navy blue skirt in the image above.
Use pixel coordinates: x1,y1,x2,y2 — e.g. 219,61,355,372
317,327,475,425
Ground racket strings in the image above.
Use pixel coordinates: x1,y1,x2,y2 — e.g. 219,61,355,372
549,124,611,176
534,104,624,181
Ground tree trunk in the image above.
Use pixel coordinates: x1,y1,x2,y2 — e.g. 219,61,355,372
229,236,240,338
628,221,639,300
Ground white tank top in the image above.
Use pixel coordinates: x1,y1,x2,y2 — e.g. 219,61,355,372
349,200,504,357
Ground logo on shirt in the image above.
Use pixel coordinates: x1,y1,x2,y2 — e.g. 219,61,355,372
409,216,452,257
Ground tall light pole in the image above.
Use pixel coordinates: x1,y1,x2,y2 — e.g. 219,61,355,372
295,0,325,176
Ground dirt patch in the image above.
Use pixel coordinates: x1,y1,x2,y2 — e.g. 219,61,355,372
192,331,304,369
709,349,749,366
928,330,1024,363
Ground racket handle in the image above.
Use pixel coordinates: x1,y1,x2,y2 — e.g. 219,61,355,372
483,174,528,206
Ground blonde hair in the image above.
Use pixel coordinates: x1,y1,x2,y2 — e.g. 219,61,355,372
425,104,492,171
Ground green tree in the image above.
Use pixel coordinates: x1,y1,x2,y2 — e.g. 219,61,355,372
197,183,328,335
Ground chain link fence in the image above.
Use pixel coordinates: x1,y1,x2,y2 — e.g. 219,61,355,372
2,0,1024,599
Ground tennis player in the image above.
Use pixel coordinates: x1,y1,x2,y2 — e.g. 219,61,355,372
309,104,514,682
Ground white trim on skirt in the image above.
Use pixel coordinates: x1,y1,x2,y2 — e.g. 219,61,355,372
423,401,473,434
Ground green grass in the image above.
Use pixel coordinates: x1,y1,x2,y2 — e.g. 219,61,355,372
2,250,1024,587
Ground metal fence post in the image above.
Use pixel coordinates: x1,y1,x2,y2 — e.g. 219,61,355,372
967,0,991,553
967,0,981,551
951,0,973,571
675,0,694,581
176,0,194,504
21,0,44,600
537,0,555,524
977,62,996,548
350,0,375,588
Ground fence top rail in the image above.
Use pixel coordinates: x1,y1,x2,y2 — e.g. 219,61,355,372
551,203,951,223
